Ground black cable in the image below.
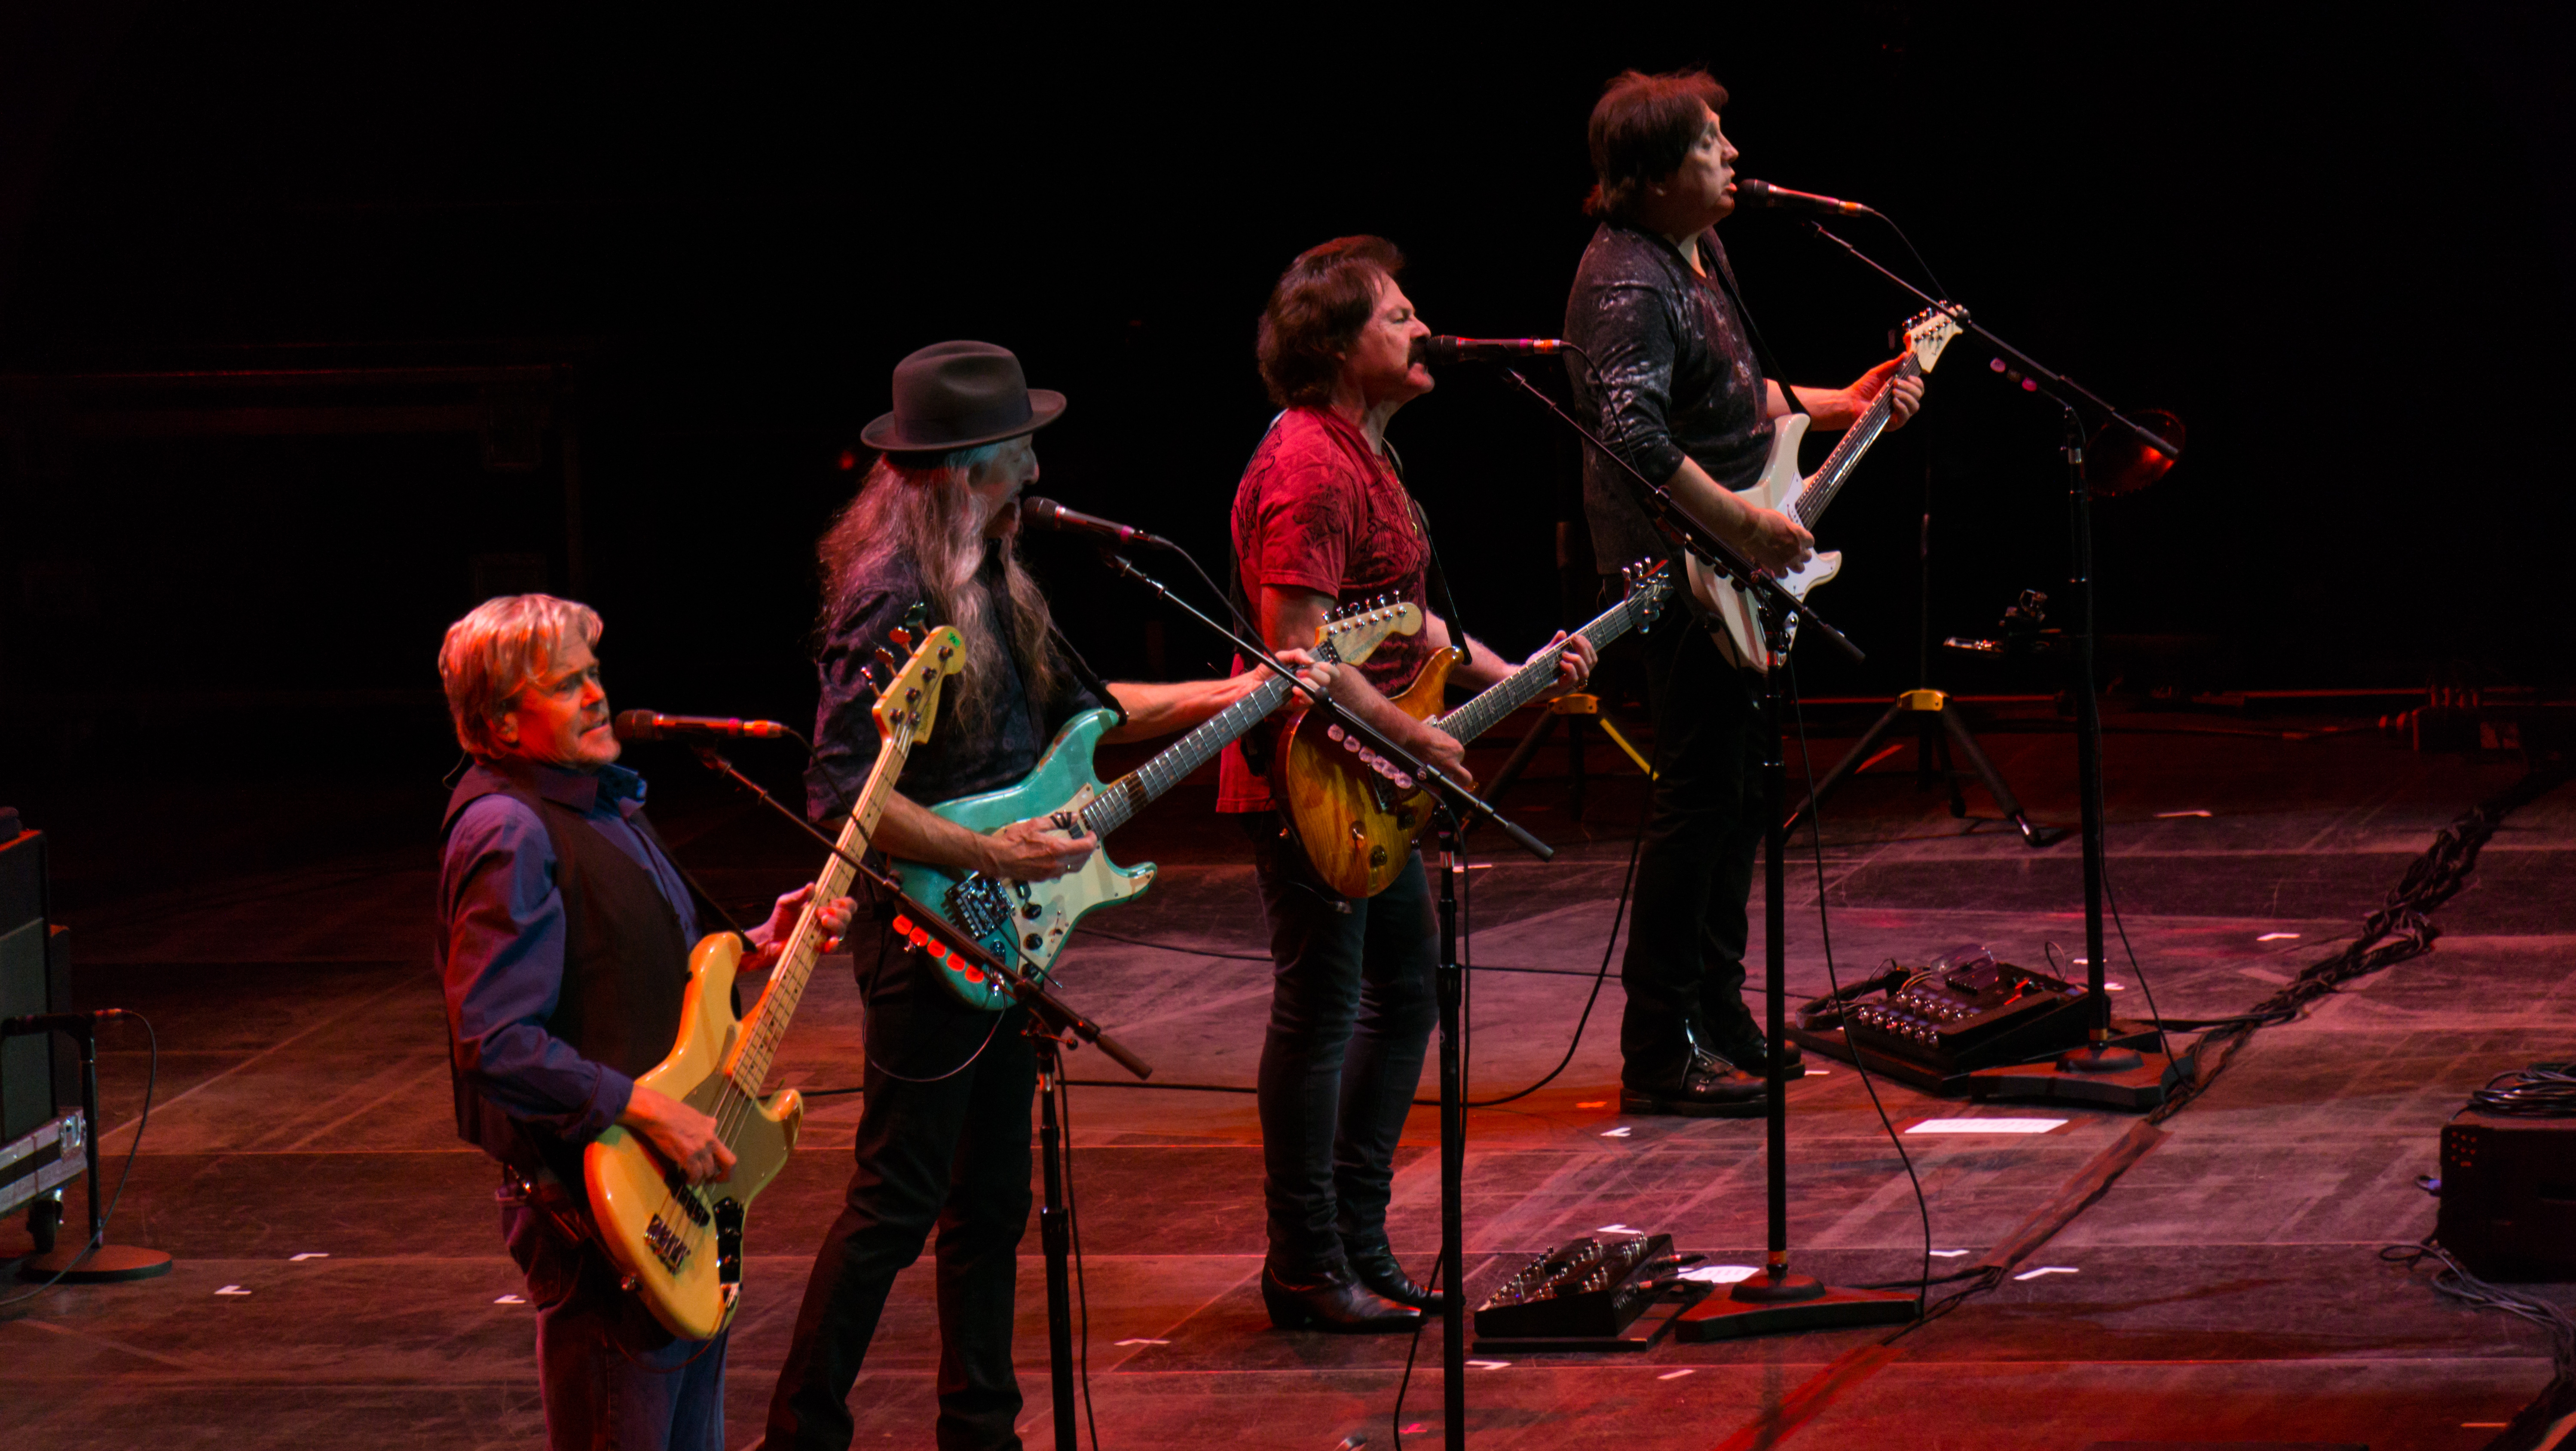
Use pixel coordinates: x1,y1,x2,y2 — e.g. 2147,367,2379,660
1789,663,1936,1316
1389,1255,1443,1451
1,1013,160,1309
1070,925,1275,962
1430,690,1660,1110
2097,865,2174,1061
2467,1061,2576,1118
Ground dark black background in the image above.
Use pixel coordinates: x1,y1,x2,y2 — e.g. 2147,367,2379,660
3,3,2572,798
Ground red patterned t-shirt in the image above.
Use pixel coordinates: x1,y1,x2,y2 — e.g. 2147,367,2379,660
1216,406,1434,813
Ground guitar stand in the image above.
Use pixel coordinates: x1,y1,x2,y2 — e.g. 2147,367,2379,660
1785,686,2063,848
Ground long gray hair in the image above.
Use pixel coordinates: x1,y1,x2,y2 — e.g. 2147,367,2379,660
817,444,1065,738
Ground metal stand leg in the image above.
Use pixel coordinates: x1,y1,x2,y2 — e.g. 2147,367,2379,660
1033,1034,1078,1451
1434,822,1467,1449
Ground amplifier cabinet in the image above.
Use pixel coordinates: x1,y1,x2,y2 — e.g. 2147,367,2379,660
2437,1110,2576,1282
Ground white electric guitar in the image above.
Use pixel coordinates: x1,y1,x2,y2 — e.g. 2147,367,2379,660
1690,307,1959,671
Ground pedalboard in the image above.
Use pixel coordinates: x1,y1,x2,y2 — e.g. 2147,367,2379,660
1790,943,2129,1093
1472,1233,1683,1344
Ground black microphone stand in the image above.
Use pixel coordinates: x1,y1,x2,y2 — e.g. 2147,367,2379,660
3,1013,172,1284
1481,362,1918,1343
678,745,1147,1451
1793,221,2176,1109
1097,550,1554,1449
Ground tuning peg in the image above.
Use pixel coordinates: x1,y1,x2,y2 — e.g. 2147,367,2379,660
888,626,914,649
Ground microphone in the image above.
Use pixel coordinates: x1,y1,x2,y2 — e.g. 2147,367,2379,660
1413,336,1564,364
1017,496,1177,552
612,710,794,743
1733,179,1872,217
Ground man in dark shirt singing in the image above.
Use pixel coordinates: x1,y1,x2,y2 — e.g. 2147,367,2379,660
437,591,852,1451
1565,69,1921,1116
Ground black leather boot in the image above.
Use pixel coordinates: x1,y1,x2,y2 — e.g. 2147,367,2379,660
1704,1012,1805,1080
1261,1262,1422,1333
1619,1044,1768,1118
1345,1239,1447,1311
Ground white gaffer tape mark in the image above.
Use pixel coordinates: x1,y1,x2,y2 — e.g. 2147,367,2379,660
2155,809,2213,818
2257,931,2302,942
1401,1425,1427,1436
2013,1266,2080,1281
2106,982,2128,991
1929,1249,1971,1258
1600,1126,1633,1138
215,1285,251,1296
1658,1368,1696,1381
1594,1223,1639,1235
289,1252,330,1261
1909,1117,2066,1135
1678,1265,1760,1284
1467,1359,1511,1370
2072,958,2090,966
494,1294,527,1305
1112,1338,1169,1347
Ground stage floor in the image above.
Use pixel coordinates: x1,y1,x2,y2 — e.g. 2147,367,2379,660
8,707,2574,1449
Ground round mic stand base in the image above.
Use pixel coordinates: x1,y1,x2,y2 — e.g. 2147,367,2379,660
20,1241,172,1284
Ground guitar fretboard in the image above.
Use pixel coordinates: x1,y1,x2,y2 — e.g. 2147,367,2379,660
1434,586,1658,745
725,694,923,1101
1081,668,1304,837
1794,355,1923,530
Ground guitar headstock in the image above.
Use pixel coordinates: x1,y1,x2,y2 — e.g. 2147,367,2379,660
869,606,968,747
1619,557,1676,632
1312,596,1423,668
1903,308,1962,374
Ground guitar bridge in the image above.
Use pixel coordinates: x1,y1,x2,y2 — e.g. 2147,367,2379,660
944,875,1016,954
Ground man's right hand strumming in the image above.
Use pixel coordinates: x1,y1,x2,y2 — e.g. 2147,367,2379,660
980,816,1097,883
1742,505,1814,574
620,1085,737,1185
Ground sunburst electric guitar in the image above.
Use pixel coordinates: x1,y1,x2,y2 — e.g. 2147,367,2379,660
895,597,1420,1009
1279,558,1677,898
1689,308,1959,671
585,612,964,1341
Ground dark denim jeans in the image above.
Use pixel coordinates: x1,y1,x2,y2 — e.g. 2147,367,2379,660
1241,811,1439,1276
499,1180,729,1451
1617,607,1767,1083
763,939,1036,1451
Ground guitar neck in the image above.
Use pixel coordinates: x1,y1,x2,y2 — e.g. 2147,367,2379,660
1082,670,1299,837
727,732,912,1099
1435,592,1645,745
1795,355,1922,530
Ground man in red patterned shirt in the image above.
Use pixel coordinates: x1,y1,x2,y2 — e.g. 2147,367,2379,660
1218,235,1595,1332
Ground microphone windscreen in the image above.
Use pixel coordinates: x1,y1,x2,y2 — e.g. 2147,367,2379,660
610,710,661,742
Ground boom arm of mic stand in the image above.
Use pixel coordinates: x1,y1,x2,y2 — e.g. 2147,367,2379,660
1097,551,1555,864
1797,221,2182,461
683,748,1155,1081
1493,366,1865,665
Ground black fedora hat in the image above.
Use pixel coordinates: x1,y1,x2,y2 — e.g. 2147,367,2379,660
861,340,1067,453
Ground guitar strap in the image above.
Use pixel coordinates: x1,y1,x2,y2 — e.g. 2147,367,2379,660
1696,229,1805,417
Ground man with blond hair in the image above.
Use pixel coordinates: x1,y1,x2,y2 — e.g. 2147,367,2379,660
436,592,849,1451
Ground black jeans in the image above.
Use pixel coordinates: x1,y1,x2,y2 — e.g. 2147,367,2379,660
1618,606,1767,1083
764,939,1036,1451
1241,811,1440,1277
